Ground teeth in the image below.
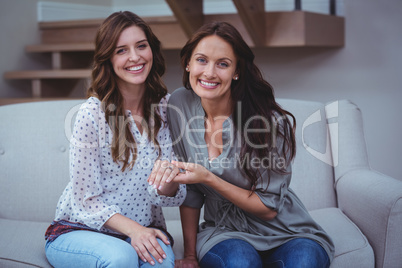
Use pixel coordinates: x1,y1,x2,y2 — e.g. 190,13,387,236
127,65,144,71
200,80,218,87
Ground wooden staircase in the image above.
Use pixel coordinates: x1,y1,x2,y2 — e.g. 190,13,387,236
3,16,191,102
3,1,345,104
3,20,100,100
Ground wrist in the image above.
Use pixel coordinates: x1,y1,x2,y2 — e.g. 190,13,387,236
184,253,198,260
125,222,144,238
204,171,216,186
157,182,179,197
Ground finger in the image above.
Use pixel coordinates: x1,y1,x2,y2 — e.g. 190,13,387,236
150,238,168,263
134,244,154,265
171,160,194,171
171,172,189,184
145,239,165,264
174,260,182,268
155,229,170,245
154,161,172,190
148,160,162,185
165,166,180,183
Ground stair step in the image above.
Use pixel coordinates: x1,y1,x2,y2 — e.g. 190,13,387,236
4,69,91,79
0,97,83,106
38,16,187,48
26,43,95,53
4,69,91,98
39,19,104,30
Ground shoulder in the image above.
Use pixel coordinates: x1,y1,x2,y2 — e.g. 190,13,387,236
167,87,200,120
155,93,170,122
79,96,103,116
168,87,198,108
159,93,170,106
74,97,105,128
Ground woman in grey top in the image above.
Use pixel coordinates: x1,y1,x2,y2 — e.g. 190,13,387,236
168,21,334,268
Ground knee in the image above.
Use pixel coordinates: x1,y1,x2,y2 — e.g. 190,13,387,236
153,258,175,268
224,247,261,268
150,252,175,268
202,239,262,268
225,257,261,268
101,243,138,268
149,239,175,268
284,239,329,268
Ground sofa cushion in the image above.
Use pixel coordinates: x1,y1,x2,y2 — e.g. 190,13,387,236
310,207,375,267
277,99,337,211
0,100,84,222
0,219,51,267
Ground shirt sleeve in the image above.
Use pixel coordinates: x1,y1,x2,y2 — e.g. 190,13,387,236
254,167,291,213
148,183,187,207
253,117,293,213
180,184,205,209
68,101,121,230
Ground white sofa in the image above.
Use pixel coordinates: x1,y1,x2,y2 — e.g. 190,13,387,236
0,98,401,267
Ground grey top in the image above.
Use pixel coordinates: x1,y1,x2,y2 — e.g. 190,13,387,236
167,87,334,261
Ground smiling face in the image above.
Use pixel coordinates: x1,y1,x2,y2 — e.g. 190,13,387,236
187,35,238,103
111,25,153,94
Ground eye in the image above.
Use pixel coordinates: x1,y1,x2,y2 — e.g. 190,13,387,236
218,61,229,68
196,57,207,64
137,43,148,49
116,48,126,54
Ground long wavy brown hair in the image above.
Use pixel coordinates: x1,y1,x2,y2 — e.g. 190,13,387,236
87,11,167,171
180,21,296,188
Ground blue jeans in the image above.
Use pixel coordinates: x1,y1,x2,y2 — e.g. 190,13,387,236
45,230,175,268
200,238,330,268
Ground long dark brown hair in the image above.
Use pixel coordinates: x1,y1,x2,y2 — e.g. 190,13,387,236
87,11,167,171
180,21,296,188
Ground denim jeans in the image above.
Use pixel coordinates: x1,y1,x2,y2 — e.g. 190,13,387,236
45,230,175,268
200,238,330,268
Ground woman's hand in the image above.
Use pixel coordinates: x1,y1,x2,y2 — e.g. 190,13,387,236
128,225,170,265
175,256,200,268
171,161,213,185
148,160,180,196
105,214,171,265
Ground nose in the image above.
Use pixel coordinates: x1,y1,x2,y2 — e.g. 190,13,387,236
128,50,140,62
203,63,216,79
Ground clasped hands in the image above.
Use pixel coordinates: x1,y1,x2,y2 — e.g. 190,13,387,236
147,160,211,194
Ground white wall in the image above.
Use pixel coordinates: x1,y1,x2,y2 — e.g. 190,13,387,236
0,0,401,179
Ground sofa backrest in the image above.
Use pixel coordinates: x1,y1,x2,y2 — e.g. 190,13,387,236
277,99,337,210
0,98,339,223
0,100,85,222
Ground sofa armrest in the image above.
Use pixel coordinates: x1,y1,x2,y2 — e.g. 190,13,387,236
336,168,402,268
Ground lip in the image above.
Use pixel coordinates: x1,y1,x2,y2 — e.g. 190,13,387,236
198,79,220,89
125,64,145,73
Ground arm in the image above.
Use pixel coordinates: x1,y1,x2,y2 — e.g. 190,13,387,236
67,102,122,230
172,161,277,221
175,205,201,268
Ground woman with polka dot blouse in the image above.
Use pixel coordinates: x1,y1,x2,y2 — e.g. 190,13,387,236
44,11,186,268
